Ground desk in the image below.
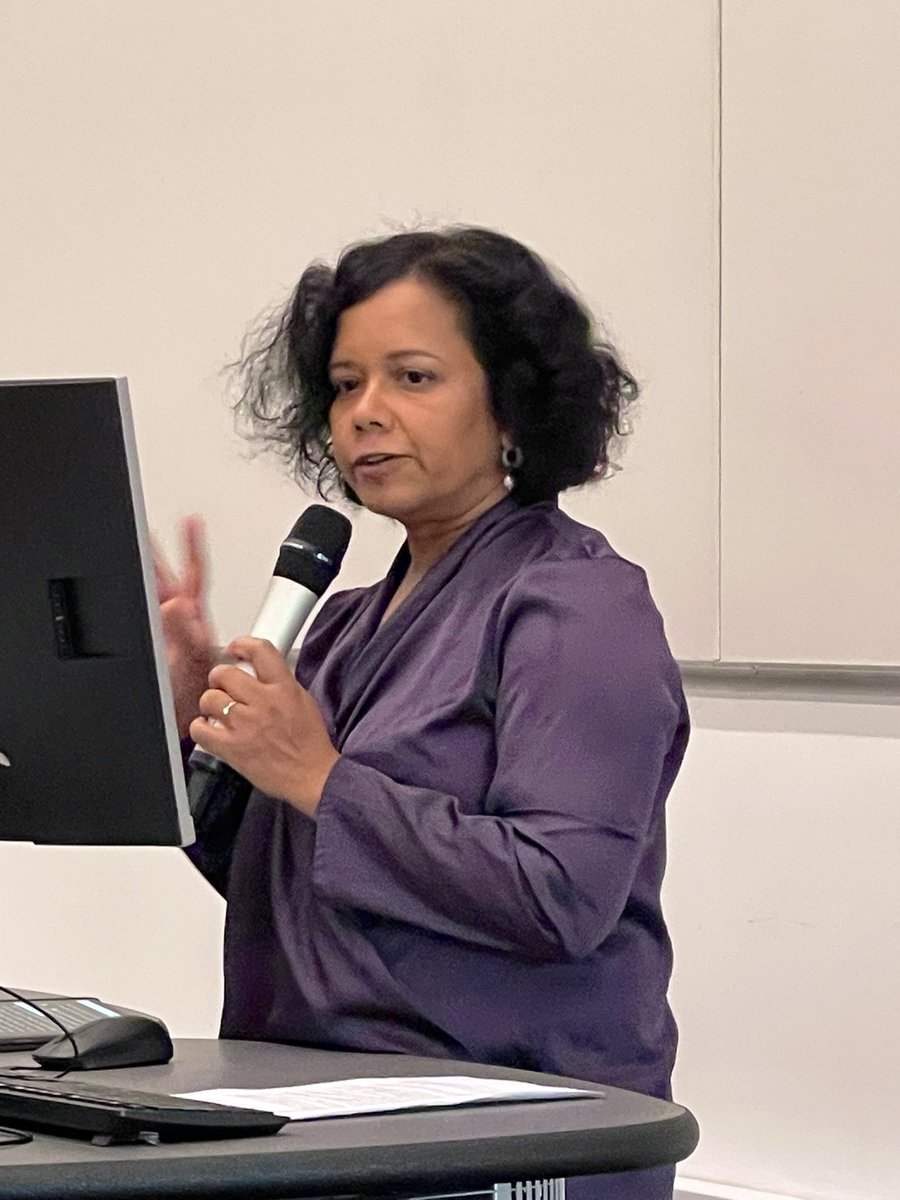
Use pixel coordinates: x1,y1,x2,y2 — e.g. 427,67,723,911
0,1039,698,1199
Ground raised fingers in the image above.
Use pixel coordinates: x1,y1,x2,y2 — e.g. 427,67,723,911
181,514,209,605
151,533,180,603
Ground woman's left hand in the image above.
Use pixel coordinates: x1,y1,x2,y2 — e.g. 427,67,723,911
189,637,339,818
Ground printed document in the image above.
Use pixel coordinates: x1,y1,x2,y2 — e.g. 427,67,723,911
180,1075,604,1122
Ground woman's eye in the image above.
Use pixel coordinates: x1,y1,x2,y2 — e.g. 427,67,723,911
332,379,357,396
403,370,431,386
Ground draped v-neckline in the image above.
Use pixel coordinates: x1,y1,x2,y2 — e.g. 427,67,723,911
325,496,524,744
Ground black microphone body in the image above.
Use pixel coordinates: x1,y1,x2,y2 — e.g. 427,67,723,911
186,506,351,854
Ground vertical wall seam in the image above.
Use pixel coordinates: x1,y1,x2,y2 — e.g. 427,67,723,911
716,0,724,663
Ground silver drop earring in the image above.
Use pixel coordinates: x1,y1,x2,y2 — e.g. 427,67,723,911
501,445,523,492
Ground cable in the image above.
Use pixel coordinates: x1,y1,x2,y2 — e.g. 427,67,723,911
0,1126,33,1146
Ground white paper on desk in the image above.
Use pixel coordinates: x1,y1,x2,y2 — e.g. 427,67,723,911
178,1075,604,1122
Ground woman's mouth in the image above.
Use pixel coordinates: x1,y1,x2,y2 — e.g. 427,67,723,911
353,453,399,468
352,453,405,481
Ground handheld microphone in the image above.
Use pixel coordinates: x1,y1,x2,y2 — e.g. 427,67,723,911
187,505,352,833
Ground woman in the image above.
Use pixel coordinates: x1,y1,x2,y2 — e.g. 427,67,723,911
157,228,690,1199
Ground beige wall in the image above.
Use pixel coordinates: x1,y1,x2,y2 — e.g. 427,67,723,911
720,1,900,664
1,4,898,1199
0,0,720,660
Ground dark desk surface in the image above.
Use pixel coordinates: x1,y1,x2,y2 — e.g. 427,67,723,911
0,1039,698,1199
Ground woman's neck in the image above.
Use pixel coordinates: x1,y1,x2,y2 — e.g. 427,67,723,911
403,486,507,579
377,488,508,628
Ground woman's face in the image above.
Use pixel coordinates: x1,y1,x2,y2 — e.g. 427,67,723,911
328,276,507,530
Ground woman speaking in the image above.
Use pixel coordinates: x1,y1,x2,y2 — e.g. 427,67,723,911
156,227,690,1200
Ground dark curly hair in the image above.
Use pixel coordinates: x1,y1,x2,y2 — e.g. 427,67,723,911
234,226,637,506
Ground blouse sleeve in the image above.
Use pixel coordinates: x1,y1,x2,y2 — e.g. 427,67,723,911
311,556,688,963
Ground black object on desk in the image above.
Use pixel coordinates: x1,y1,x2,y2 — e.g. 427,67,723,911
32,1014,174,1071
0,992,150,1052
0,989,174,1069
0,1039,699,1200
0,1073,287,1143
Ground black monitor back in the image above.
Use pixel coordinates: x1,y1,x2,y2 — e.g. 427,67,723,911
0,378,193,845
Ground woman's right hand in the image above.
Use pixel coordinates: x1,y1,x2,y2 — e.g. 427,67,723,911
153,515,217,739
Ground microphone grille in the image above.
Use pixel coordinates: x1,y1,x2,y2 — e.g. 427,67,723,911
288,504,352,557
274,505,352,595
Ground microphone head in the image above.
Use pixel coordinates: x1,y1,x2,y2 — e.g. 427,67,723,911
274,505,352,596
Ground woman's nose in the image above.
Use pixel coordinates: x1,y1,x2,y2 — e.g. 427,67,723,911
349,378,391,430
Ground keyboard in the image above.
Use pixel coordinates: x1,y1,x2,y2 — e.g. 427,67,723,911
0,1073,288,1143
0,996,137,1050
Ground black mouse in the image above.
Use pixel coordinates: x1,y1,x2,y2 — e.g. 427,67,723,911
32,1014,174,1070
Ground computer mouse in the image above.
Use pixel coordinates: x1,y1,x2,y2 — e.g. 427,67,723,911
32,1014,174,1071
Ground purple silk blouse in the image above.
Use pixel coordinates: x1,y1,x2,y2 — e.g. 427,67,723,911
190,497,689,1154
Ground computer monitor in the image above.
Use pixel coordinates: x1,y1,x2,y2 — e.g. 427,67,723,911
0,378,194,845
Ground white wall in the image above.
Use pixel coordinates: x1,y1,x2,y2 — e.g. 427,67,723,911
1,4,898,1199
666,697,900,1200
